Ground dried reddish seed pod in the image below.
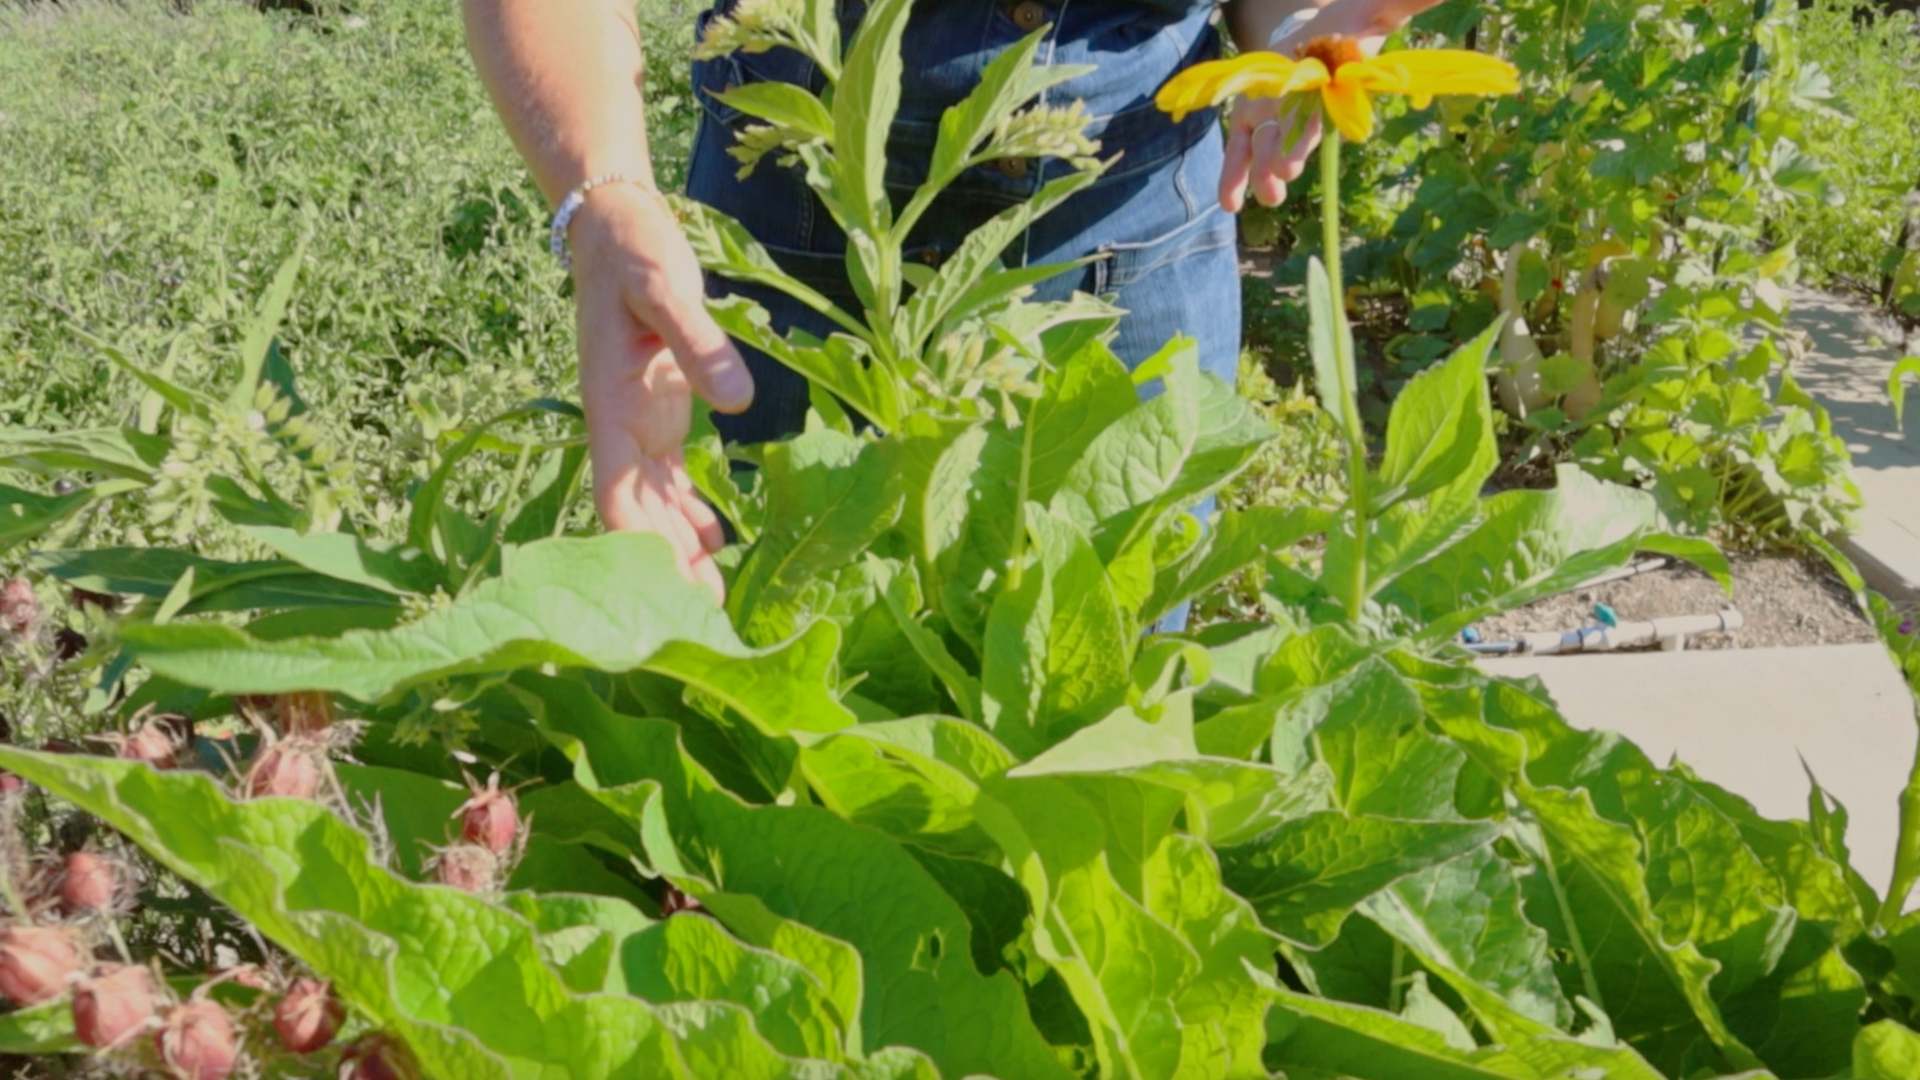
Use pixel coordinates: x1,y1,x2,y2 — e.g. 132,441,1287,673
72,964,157,1049
0,772,22,798
57,851,116,914
434,844,499,894
243,740,325,800
340,1033,421,1080
454,776,519,854
118,718,184,770
156,999,238,1080
0,578,40,639
272,977,344,1054
0,925,83,1006
275,691,335,736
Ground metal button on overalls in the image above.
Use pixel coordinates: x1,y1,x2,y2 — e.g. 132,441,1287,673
993,157,1031,180
1008,1,1046,32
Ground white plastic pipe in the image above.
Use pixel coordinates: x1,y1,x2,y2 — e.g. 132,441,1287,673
1570,557,1673,592
1511,609,1744,656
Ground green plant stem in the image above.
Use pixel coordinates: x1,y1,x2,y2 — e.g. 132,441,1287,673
1388,941,1407,1014
1005,404,1040,593
1320,132,1370,622
1540,825,1606,1013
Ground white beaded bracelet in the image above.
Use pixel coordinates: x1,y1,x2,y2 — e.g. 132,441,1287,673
549,173,653,271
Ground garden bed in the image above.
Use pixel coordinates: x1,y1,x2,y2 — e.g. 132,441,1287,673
1474,552,1880,651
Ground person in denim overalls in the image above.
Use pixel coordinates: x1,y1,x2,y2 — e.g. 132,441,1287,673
465,0,1438,618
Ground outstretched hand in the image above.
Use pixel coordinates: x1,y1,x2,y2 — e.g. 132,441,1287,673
567,183,753,602
1219,96,1321,212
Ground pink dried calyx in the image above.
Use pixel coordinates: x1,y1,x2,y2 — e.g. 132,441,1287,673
433,843,500,894
453,773,520,854
0,578,40,639
272,977,344,1054
156,999,238,1080
243,739,326,801
341,1033,421,1080
117,716,188,770
0,772,22,798
72,964,157,1049
58,851,117,914
0,924,84,1006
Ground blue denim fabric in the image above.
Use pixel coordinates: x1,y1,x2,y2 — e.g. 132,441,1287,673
685,0,1241,631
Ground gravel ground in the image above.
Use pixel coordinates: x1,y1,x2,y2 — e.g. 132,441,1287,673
1473,554,1879,651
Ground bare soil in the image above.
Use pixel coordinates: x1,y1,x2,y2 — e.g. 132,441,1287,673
1474,554,1879,651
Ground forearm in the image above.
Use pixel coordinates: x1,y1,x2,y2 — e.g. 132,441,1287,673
461,0,658,207
1223,0,1451,54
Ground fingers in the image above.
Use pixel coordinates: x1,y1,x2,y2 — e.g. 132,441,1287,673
1247,119,1289,208
1220,117,1254,213
641,285,756,417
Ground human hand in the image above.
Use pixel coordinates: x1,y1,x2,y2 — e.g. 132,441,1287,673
567,182,754,602
1219,95,1321,212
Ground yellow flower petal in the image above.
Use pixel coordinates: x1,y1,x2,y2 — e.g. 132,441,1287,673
1154,53,1331,120
1356,49,1519,109
1320,75,1376,142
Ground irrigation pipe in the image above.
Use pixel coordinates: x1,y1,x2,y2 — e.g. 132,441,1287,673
1569,556,1672,592
1469,609,1744,657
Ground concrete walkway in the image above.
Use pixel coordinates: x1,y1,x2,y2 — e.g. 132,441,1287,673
1491,645,1914,895
1788,286,1920,603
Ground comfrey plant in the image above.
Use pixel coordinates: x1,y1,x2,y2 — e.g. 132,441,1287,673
9,1,1920,1078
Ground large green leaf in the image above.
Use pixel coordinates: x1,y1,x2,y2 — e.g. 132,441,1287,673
728,426,901,645
0,482,107,552
1374,323,1501,508
831,0,913,238
1143,506,1330,627
115,533,855,740
516,676,1075,1080
0,427,168,481
0,748,849,1080
1265,986,1670,1080
1217,811,1501,948
976,749,1281,1080
33,548,396,612
245,525,446,595
1856,1020,1920,1079
709,299,902,431
622,913,851,1060
937,342,1137,649
980,507,1131,758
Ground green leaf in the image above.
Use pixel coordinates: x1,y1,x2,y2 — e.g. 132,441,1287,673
0,747,825,1080
1375,323,1501,507
0,998,82,1055
1265,985,1671,1080
33,548,396,613
1143,506,1330,627
115,534,855,742
728,426,901,645
622,913,850,1060
709,299,901,431
524,683,1076,1080
245,525,446,595
229,234,308,408
503,443,590,545
981,507,1131,758
1891,356,1920,429
677,199,867,345
898,171,1099,354
976,761,1279,1080
1307,257,1362,444
798,715,1012,857
1217,811,1501,947
713,82,834,140
1856,1020,1920,1079
918,27,1082,202
0,426,169,481
0,482,102,552
831,0,913,237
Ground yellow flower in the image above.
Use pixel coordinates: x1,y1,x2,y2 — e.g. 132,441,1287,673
1155,36,1519,143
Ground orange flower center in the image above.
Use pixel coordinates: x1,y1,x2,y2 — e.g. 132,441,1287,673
1295,35,1363,74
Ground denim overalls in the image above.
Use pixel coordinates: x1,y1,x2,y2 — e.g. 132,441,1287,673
686,0,1241,630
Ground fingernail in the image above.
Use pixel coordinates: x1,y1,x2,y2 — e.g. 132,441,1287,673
710,355,753,405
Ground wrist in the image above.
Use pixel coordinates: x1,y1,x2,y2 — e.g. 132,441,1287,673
551,175,667,271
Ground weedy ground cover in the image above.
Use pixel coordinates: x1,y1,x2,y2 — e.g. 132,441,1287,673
5,2,1920,1080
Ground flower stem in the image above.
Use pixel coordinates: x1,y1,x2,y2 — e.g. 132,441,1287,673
1320,132,1370,622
